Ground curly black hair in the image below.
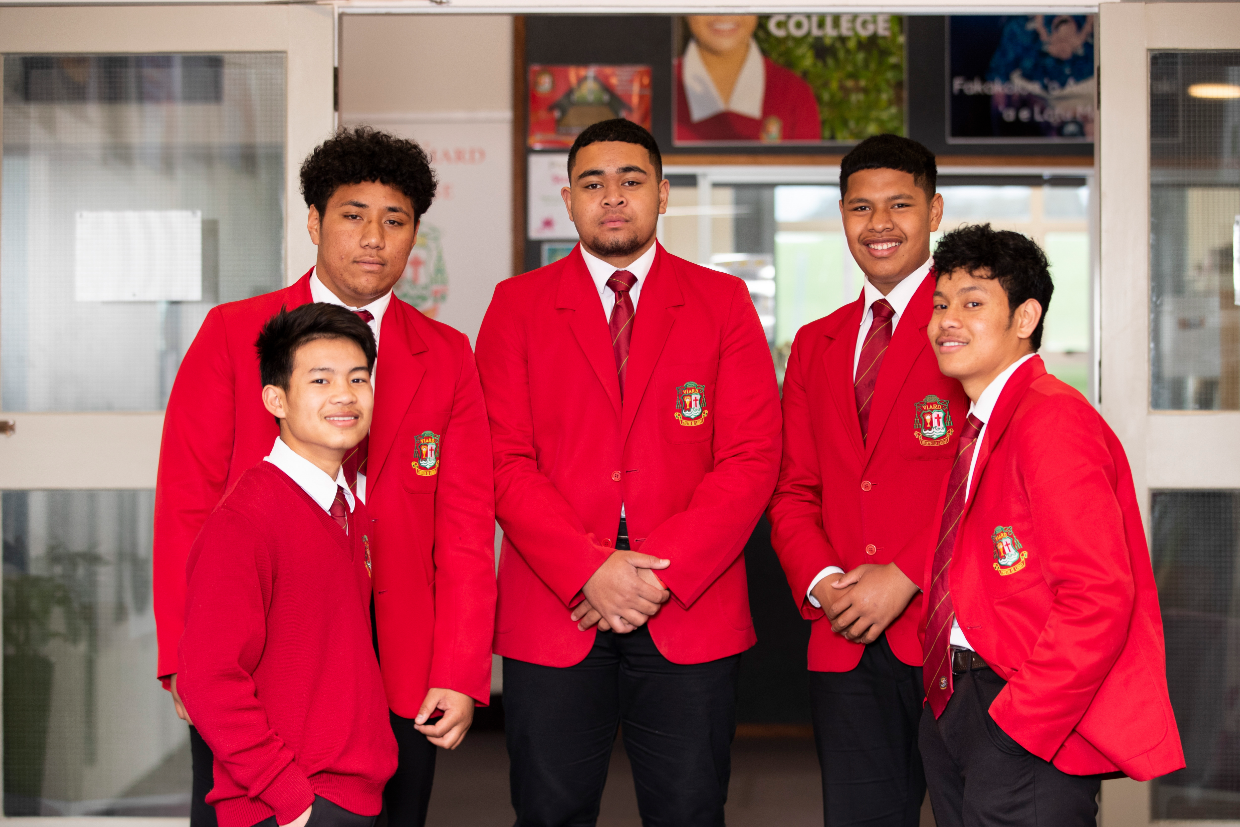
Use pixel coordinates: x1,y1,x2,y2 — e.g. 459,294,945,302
256,303,376,393
933,223,1054,351
300,126,438,220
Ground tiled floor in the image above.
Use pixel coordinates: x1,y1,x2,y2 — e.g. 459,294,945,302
427,731,935,826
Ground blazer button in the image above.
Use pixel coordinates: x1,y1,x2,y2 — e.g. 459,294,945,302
602,538,613,548
865,544,877,555
612,471,622,481
861,480,872,491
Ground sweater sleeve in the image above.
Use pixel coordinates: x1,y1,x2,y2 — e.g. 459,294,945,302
177,508,315,824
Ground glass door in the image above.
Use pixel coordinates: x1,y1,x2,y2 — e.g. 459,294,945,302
0,5,332,818
1097,4,1240,825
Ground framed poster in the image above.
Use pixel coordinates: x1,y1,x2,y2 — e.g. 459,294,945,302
672,14,905,146
528,64,652,150
948,15,1095,143
527,153,574,240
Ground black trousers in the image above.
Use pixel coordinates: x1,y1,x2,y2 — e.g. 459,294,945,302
251,795,376,827
503,625,741,827
810,634,926,827
189,716,436,827
919,665,1101,827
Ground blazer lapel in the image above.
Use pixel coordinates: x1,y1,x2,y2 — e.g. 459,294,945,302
963,356,1046,512
621,245,683,442
288,269,315,307
367,299,427,489
863,273,936,463
822,295,866,461
557,247,622,418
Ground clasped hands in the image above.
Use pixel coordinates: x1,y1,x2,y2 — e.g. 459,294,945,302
571,548,671,633
812,563,919,645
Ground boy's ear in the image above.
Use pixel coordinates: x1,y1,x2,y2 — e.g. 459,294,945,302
262,384,288,421
929,192,944,232
1014,298,1044,342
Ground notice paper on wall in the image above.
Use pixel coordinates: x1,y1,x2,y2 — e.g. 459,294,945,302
528,153,574,240
75,210,203,302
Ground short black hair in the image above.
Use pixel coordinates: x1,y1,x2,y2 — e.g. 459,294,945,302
933,223,1054,351
300,125,438,221
567,118,662,181
256,303,377,393
840,134,937,201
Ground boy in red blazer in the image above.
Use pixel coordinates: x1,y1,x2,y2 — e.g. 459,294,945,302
767,135,966,826
920,224,1184,825
179,304,396,827
475,119,781,826
154,127,496,827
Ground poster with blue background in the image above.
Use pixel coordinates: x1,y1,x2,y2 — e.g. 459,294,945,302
948,15,1094,142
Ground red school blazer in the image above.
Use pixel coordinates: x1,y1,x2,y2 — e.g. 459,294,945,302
475,243,781,667
931,357,1183,780
153,271,497,716
767,273,969,672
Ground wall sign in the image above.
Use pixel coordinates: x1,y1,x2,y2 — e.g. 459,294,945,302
528,64,652,150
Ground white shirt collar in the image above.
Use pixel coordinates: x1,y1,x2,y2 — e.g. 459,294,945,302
970,353,1038,424
681,39,766,123
310,267,391,345
580,242,656,310
861,257,933,326
264,436,354,515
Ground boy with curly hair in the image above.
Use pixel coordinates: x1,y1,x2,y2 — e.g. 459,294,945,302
154,127,496,827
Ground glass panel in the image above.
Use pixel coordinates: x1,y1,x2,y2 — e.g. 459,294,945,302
1,54,285,412
1149,51,1240,410
1150,490,1240,820
3,490,188,816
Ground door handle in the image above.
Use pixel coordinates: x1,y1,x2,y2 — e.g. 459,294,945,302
0,419,14,436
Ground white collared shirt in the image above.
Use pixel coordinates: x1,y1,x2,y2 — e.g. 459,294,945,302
806,260,934,607
950,352,1037,651
309,268,390,504
264,436,354,530
310,268,391,364
580,242,656,523
580,242,656,318
852,258,934,379
681,39,766,123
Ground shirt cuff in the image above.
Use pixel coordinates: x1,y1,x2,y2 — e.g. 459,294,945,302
806,566,845,608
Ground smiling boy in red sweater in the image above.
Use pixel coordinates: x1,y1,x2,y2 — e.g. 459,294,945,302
178,303,397,827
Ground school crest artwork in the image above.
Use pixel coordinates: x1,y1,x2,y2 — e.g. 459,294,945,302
914,394,954,446
991,525,1028,575
414,431,442,476
675,382,709,426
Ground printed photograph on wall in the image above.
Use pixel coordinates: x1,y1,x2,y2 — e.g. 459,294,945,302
948,15,1095,142
672,14,905,146
527,65,652,150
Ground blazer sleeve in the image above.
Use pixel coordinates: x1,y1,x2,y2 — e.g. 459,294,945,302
987,398,1136,762
643,278,783,609
177,510,316,823
766,328,841,619
476,280,611,606
427,336,498,705
153,307,238,684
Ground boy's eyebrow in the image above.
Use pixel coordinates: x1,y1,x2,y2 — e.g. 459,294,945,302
342,199,410,216
574,165,649,182
845,192,919,205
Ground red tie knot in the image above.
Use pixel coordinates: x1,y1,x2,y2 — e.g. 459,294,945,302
354,309,375,324
871,299,895,322
607,270,638,295
962,412,984,442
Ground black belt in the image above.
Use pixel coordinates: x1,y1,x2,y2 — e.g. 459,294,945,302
616,517,630,551
951,647,990,675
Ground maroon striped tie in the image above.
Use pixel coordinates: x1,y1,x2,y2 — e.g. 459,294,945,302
330,486,350,534
607,271,638,398
342,309,374,493
855,299,895,442
923,413,984,717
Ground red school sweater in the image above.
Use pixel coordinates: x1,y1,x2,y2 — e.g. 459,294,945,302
177,462,397,827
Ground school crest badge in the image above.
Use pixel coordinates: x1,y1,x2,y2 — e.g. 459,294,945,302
363,534,372,578
761,116,784,143
991,526,1028,576
675,382,709,426
913,395,954,447
413,431,441,476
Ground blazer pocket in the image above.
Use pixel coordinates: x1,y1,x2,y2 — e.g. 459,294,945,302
662,361,718,444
